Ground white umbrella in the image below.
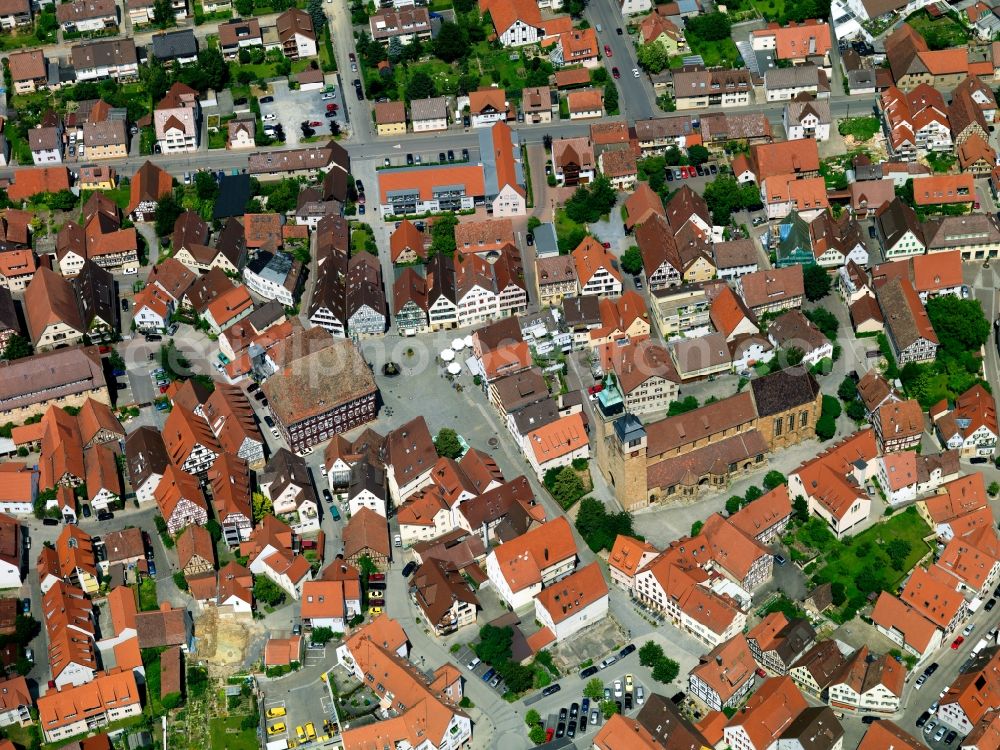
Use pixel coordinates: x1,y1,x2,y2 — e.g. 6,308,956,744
463,335,474,348
451,338,466,351
440,349,455,362
447,362,462,375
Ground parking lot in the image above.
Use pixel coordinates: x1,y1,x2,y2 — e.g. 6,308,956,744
538,670,648,743
260,80,345,146
262,675,340,748
379,146,482,171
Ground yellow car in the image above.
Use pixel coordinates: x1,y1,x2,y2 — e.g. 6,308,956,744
305,723,317,740
372,606,383,615
625,674,634,693
296,726,307,742
266,707,286,718
267,723,286,736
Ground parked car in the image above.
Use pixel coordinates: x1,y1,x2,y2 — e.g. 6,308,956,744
951,636,965,649
542,683,561,696
260,96,274,103
580,666,599,678
915,711,931,728
612,67,620,78
402,560,418,576
604,44,612,56
619,644,636,658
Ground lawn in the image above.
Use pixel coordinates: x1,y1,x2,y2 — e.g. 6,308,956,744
905,9,969,49
797,507,932,620
838,117,880,142
554,209,588,254
926,151,957,174
686,35,741,67
209,717,258,750
351,228,376,255
390,58,461,101
138,578,159,612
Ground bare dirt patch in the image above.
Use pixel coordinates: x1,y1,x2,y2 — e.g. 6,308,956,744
194,608,260,674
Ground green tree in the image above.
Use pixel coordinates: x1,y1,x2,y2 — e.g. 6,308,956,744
475,625,514,665
435,427,463,458
816,414,837,440
687,145,710,165
793,495,809,523
307,0,326,30
620,246,643,276
638,641,664,667
550,466,585,509
1,334,32,361
234,0,253,14
429,213,458,258
263,179,300,215
703,175,745,224
685,11,731,41
525,709,541,728
885,538,912,571
311,626,335,645
405,70,436,102
830,581,847,606
194,171,219,202
636,42,669,73
803,264,832,301
434,22,468,62
584,677,604,700
822,395,842,420
990,481,1000,497
575,497,636,552
691,520,704,535
667,396,699,416
206,519,222,544
744,486,763,504
651,657,679,684
600,700,618,719
528,726,547,744
846,400,867,421
603,83,618,115
358,554,379,578
926,295,992,355
154,193,184,238
763,471,786,490
251,491,273,522
804,307,839,340
837,376,858,402
253,575,286,606
152,0,174,27
172,571,189,591
725,495,742,515
162,692,183,709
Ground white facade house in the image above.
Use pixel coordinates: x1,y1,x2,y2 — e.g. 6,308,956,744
876,453,918,507
456,285,500,328
619,0,651,14
242,252,299,306
484,518,577,611
533,562,609,642
783,99,832,141
496,18,542,47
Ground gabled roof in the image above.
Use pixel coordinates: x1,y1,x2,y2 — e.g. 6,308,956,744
490,516,576,593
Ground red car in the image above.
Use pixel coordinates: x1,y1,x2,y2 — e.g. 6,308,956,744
326,103,337,111
679,166,689,178
546,728,554,742
602,241,611,249
309,120,322,127
756,668,767,678
587,383,604,396
98,345,111,354
159,384,169,394
369,573,386,582
604,44,612,57
975,201,981,209
612,67,620,79
952,636,965,649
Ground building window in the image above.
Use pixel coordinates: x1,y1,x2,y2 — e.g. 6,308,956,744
773,417,782,436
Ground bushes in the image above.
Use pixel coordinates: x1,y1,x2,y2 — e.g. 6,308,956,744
816,395,841,441
564,177,617,224
544,466,587,510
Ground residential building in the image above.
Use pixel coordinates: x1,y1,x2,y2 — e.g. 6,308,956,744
689,634,757,711
748,612,816,676
70,39,138,81
154,82,199,154
877,277,938,365
788,429,878,537
485,516,577,610
672,68,753,109
783,94,831,140
276,8,317,59
410,559,479,635
37,671,141,743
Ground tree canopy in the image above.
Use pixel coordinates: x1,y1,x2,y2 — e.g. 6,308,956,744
434,22,468,62
926,295,991,355
429,213,458,258
620,246,643,276
685,12,731,41
435,428,463,459
803,264,832,301
564,176,617,224
575,497,636,552
405,70,436,102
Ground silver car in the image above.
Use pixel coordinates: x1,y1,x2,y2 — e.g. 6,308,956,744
590,709,599,725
